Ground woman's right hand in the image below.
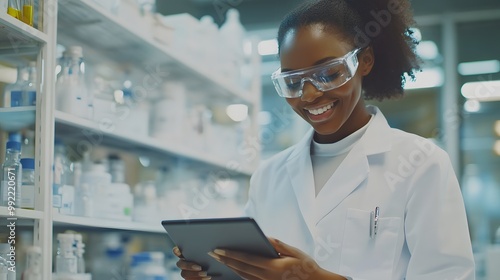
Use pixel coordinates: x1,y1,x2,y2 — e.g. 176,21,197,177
173,246,212,280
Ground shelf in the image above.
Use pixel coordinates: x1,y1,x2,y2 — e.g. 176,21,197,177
53,213,165,233
0,206,43,219
0,106,36,131
54,110,255,176
57,0,256,105
0,12,48,45
0,12,47,63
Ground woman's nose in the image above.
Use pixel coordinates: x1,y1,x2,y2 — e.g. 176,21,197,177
301,82,323,102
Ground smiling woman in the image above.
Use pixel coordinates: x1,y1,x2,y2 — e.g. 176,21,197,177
174,0,476,279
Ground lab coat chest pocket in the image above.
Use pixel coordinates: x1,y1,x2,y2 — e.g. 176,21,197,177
340,208,401,279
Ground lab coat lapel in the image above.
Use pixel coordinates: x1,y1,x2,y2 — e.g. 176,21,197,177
286,129,317,237
285,106,392,233
315,106,392,223
315,144,369,223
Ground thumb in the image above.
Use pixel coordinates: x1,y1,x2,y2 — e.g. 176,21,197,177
268,237,305,258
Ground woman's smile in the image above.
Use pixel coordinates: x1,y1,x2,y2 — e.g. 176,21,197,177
303,99,339,123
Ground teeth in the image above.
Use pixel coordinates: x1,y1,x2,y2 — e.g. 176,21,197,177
307,103,334,115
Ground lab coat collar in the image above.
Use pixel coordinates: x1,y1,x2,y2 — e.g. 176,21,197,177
286,105,393,232
288,105,392,159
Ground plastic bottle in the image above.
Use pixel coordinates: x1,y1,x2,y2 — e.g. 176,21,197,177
73,233,86,274
55,233,77,274
91,234,126,280
21,61,36,106
22,246,41,280
21,130,35,159
79,161,112,218
219,8,246,84
0,244,15,280
53,139,69,211
108,154,125,183
7,132,21,143
56,46,91,119
20,158,35,210
0,141,22,208
200,15,220,67
130,252,167,280
7,0,20,19
2,65,28,107
21,0,33,26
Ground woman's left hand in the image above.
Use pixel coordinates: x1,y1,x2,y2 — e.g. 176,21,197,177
208,238,334,280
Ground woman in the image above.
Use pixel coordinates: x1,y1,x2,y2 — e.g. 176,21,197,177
175,0,475,279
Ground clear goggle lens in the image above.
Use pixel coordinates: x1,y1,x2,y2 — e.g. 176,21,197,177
271,48,361,98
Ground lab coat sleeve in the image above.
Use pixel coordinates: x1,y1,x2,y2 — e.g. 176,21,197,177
404,149,475,280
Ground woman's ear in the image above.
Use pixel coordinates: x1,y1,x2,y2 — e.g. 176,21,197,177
359,47,375,76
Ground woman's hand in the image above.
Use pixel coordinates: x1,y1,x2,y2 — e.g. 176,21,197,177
173,246,212,280
208,238,347,280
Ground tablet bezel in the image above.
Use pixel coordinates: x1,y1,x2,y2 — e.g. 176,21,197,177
162,217,280,279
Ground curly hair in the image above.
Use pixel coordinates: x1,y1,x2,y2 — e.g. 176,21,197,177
277,0,421,100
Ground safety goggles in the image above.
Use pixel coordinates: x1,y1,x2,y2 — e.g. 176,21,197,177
271,48,362,98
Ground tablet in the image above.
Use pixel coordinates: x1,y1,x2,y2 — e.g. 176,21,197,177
162,217,280,279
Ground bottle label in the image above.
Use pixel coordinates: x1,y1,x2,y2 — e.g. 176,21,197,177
10,91,22,107
53,184,62,208
21,183,35,209
23,90,36,106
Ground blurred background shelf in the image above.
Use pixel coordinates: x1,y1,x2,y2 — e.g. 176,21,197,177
0,106,36,131
0,206,43,219
0,12,47,45
53,213,165,233
54,110,255,176
57,0,255,105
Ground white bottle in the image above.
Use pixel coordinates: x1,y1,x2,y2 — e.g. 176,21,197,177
219,8,246,84
56,46,91,119
200,15,220,67
2,65,28,108
21,61,37,106
20,158,35,210
55,233,77,274
79,162,112,218
150,81,186,143
130,252,167,280
22,246,42,280
73,234,86,274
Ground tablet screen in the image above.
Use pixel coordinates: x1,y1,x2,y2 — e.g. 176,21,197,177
162,217,279,279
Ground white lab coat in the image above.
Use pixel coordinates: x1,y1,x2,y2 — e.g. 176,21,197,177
245,106,475,280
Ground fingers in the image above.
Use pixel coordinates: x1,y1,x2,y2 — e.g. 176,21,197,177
176,259,203,271
209,249,274,269
208,251,266,279
180,269,211,279
268,237,305,257
176,259,211,280
173,246,183,258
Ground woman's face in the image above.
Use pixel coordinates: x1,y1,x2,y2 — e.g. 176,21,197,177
279,23,373,143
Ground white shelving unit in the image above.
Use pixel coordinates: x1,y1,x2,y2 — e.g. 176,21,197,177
53,213,165,234
1,0,261,278
0,206,44,220
0,107,36,131
54,110,256,175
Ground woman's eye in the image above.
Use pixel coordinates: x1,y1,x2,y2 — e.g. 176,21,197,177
287,82,301,90
285,78,302,90
320,71,340,82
